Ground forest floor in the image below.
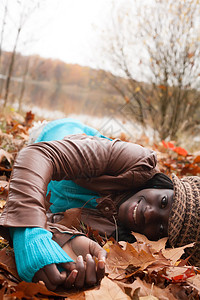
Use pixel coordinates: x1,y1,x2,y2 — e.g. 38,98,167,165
0,110,200,299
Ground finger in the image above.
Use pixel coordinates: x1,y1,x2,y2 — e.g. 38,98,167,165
85,254,97,286
97,259,105,283
74,255,85,289
33,269,58,291
88,240,106,283
43,264,66,287
97,249,107,262
60,261,76,273
89,240,107,262
64,269,78,289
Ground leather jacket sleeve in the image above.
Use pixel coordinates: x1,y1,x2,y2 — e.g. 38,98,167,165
0,134,158,231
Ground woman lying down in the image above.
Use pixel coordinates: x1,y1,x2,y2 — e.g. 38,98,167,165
0,118,199,291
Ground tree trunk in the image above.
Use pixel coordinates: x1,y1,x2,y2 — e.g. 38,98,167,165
3,27,21,108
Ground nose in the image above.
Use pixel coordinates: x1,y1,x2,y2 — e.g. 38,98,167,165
144,205,160,224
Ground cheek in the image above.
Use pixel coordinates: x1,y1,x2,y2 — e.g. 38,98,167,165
143,225,160,241
164,207,171,226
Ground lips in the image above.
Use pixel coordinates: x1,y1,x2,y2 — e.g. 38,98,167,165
127,198,144,230
133,202,139,224
127,200,140,229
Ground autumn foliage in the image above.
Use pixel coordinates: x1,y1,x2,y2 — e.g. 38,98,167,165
0,112,200,299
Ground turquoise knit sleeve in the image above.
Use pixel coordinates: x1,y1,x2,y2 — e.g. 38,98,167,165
10,227,74,282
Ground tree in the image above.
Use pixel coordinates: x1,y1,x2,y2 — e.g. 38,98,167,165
0,0,47,109
0,0,8,96
98,0,200,140
18,56,30,112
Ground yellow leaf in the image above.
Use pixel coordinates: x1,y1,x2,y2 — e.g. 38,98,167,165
135,87,141,93
103,241,113,253
0,200,6,208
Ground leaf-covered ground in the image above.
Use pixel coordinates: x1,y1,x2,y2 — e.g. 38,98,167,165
0,111,200,299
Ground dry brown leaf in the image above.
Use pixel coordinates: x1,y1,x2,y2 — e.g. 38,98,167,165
0,149,13,164
85,277,131,300
118,278,177,300
0,273,18,287
65,291,85,300
186,274,200,293
168,283,198,300
132,241,153,255
139,296,158,300
0,200,6,208
0,180,9,189
106,242,156,280
58,207,82,229
164,266,196,281
16,132,29,140
0,286,6,300
132,232,168,253
162,243,195,264
0,248,20,281
9,281,60,298
144,253,170,274
25,111,35,127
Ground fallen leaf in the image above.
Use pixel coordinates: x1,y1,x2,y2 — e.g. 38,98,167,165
0,286,6,299
0,248,20,280
139,296,158,300
25,111,35,127
9,281,60,298
167,142,175,150
135,87,141,93
85,277,131,299
17,132,29,140
0,149,13,164
173,147,188,157
162,243,195,264
58,207,82,229
132,232,168,253
163,266,196,282
124,96,130,103
118,278,177,300
106,243,156,280
193,155,200,163
161,140,168,149
0,200,6,208
187,52,194,58
158,85,167,90
103,240,114,253
169,283,198,300
186,274,200,293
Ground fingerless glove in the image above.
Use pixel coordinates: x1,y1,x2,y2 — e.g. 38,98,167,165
10,227,73,282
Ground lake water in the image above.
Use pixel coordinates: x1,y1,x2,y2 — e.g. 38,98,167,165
1,100,199,151
20,103,156,143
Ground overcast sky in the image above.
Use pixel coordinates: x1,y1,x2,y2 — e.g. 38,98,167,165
32,0,113,66
1,0,114,67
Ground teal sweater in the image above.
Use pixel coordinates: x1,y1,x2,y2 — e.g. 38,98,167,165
11,118,110,282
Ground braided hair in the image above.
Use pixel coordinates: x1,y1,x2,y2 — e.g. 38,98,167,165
142,173,173,190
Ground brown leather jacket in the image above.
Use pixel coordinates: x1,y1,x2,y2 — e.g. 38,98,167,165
0,134,159,245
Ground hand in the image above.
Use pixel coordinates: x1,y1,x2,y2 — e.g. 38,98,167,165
32,236,106,291
32,261,77,291
62,235,107,289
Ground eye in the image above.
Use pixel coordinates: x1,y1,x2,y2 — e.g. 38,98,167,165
161,196,168,209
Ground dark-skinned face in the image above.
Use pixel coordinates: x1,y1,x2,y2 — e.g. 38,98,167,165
118,188,173,241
